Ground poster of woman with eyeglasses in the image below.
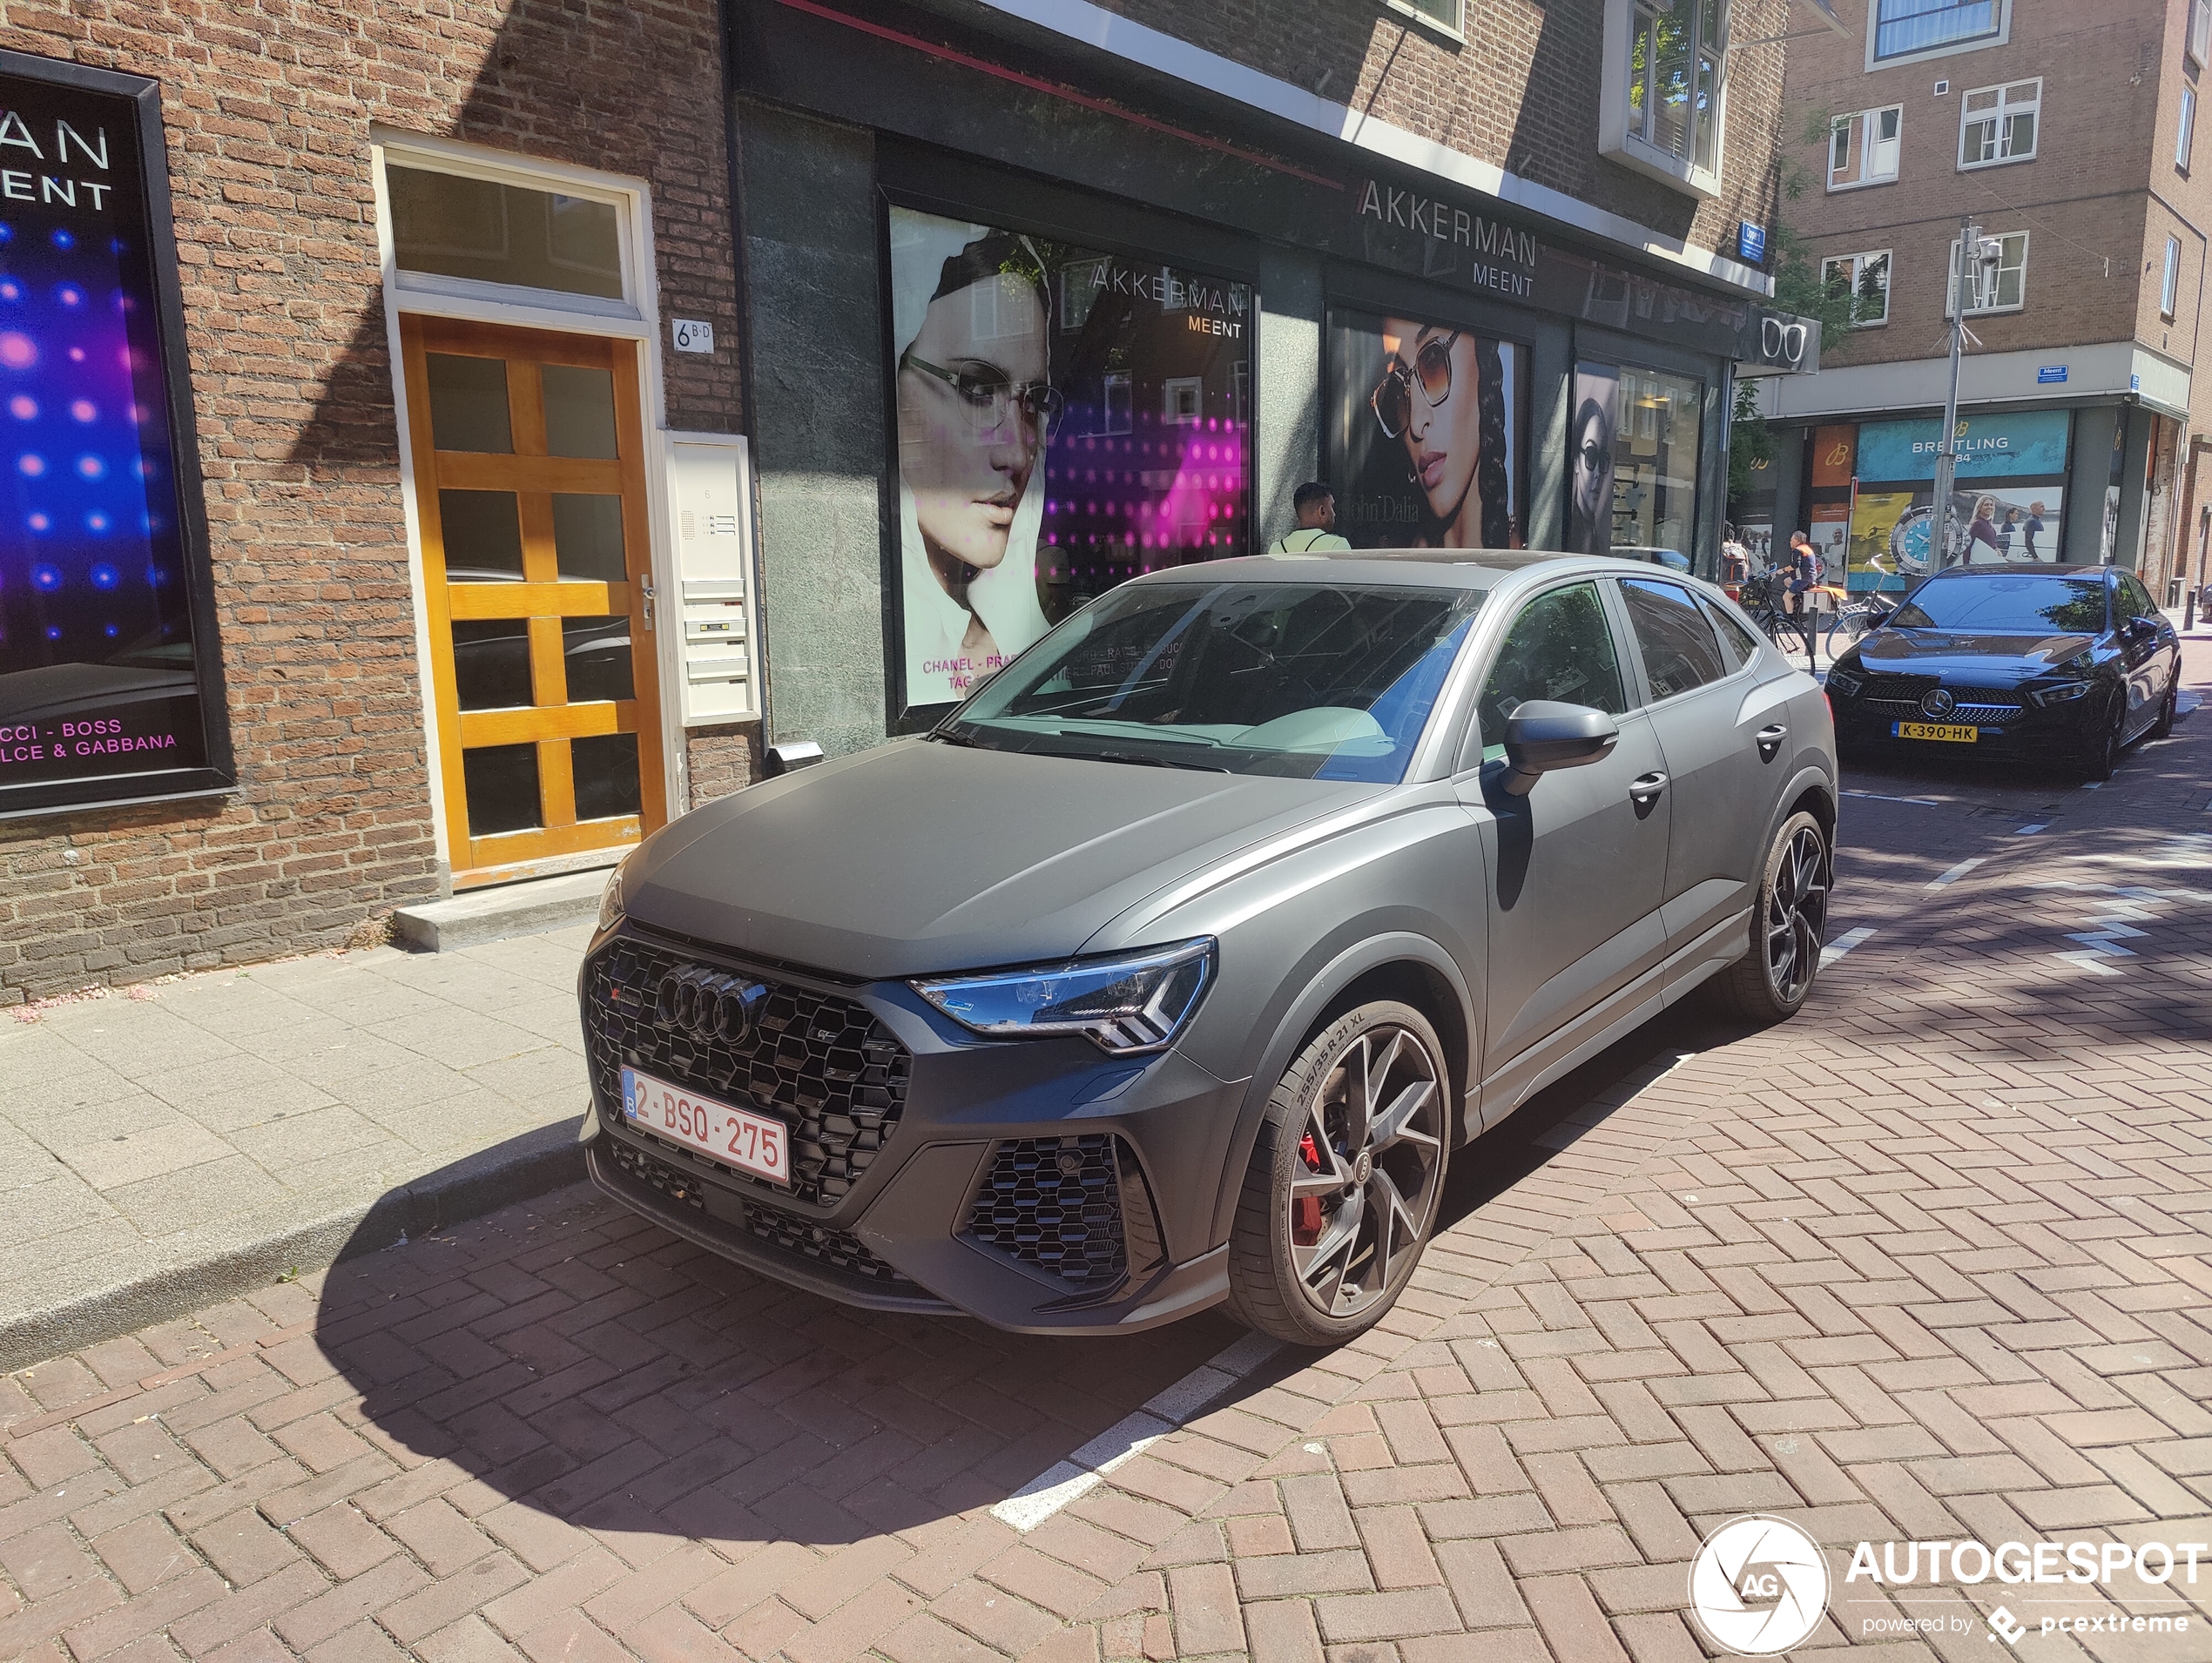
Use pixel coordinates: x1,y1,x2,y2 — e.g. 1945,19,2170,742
1326,309,1522,551
890,207,1254,708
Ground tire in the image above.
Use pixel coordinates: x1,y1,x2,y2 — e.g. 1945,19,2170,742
1713,811,1831,1024
2148,672,2179,741
2078,690,2122,782
1224,1000,1450,1347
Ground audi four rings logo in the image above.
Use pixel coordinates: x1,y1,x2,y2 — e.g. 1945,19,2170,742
1761,316,1808,366
1921,688,1957,718
655,966,768,1043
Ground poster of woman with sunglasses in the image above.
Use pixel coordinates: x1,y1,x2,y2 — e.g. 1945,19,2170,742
891,207,1255,708
1326,309,1522,551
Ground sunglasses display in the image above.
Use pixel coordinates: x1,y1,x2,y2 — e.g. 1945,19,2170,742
1369,331,1460,440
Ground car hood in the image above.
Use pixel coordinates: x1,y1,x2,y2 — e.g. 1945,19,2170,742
620,738,1388,980
1857,628,2099,672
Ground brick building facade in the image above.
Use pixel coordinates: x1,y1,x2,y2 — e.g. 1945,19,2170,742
1758,0,2212,599
0,0,747,1003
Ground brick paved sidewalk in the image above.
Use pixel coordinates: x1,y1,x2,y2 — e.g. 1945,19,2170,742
2,643,2208,1663
0,927,596,1370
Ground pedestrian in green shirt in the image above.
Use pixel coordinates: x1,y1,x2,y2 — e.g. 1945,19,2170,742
1271,481,1352,554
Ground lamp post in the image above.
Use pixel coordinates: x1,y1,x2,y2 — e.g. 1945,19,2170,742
1930,221,2005,570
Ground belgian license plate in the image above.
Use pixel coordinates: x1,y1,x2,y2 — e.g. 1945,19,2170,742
620,1066,791,1185
1893,721,1979,743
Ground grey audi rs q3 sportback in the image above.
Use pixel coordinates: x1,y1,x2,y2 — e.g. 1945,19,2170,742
580,554,1838,1344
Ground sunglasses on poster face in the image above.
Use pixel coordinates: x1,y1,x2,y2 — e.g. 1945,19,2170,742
1370,331,1460,440
901,349,1067,439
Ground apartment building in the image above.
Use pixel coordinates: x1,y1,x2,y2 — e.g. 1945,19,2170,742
1757,0,2212,604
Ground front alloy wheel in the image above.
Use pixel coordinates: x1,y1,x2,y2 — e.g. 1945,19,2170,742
1228,1000,1448,1345
1716,811,1831,1022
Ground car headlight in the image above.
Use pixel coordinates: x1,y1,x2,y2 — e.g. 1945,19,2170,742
913,938,1217,1054
2030,682,2092,706
1825,667,1865,697
597,853,632,932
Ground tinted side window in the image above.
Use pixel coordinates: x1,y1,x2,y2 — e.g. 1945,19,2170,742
1621,578,1729,699
1703,595,1763,667
2121,576,2161,622
1474,582,1628,759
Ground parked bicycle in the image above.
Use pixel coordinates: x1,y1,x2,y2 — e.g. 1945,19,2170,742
1823,552,1902,658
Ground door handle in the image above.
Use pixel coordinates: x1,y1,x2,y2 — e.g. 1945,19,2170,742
1629,771,1669,806
1756,723,1787,760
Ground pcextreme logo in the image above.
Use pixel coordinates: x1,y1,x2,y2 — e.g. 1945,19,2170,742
1688,1515,1830,1656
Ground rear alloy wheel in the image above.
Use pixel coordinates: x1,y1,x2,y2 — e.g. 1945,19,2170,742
1715,811,1831,1023
2148,673,2179,741
2079,691,2122,782
1226,1000,1448,1346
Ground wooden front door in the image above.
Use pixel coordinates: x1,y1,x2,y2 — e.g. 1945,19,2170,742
400,316,666,883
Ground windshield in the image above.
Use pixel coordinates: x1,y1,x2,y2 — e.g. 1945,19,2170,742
945,581,1484,782
1892,574,2109,636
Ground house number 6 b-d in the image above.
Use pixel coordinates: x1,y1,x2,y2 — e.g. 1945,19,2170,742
673,319,715,353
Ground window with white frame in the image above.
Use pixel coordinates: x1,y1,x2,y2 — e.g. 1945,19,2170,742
1872,0,2004,63
2162,237,2182,319
1390,0,1464,36
1821,251,1892,326
2180,86,2197,172
381,151,642,320
2191,0,2211,68
1946,231,2029,314
1603,0,1726,195
1829,106,1903,188
1959,79,2040,168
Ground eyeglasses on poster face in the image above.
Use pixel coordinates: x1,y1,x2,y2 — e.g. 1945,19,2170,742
901,349,1067,439
1370,331,1461,440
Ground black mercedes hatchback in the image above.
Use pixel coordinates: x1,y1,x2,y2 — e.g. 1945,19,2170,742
1824,564,2181,781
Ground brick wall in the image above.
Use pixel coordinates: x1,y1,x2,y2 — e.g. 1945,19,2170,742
1088,0,1792,267
0,0,741,1005
1782,0,2171,367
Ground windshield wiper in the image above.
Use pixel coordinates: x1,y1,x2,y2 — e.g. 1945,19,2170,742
930,728,995,751
1087,750,1232,774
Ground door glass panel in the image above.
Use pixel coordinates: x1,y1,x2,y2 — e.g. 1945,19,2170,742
1703,596,1763,667
551,493,626,582
425,353,513,453
572,732,642,820
563,616,635,704
1622,577,1728,699
451,620,532,710
437,490,525,581
462,743,542,834
388,167,624,300
543,365,619,458
1474,582,1627,759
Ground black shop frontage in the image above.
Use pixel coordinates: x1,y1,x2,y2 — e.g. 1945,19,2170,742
725,0,1811,757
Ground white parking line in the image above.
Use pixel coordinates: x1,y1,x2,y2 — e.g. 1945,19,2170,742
990,1331,1280,1532
1925,858,1986,891
1820,926,1876,967
1842,788,1943,806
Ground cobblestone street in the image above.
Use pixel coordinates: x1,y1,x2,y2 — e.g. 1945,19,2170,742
3,643,2209,1663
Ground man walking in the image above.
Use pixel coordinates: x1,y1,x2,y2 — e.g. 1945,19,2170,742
1271,481,1352,553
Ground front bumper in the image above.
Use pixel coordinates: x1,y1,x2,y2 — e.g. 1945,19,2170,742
577,922,1249,1334
1829,682,2099,757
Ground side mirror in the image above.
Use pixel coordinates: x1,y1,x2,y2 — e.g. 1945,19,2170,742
1501,701,1619,797
2121,616,2157,643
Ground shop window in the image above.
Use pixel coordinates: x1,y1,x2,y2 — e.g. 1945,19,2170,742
1603,0,1725,197
1871,0,2005,64
1388,0,1464,38
387,165,624,300
1829,107,1902,189
1946,231,2028,314
1959,79,2039,169
1821,251,1892,327
1568,362,1702,562
2180,87,2196,172
2162,236,2182,320
887,205,1251,712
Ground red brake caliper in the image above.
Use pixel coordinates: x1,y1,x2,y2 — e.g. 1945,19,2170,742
1293,1130,1324,1243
